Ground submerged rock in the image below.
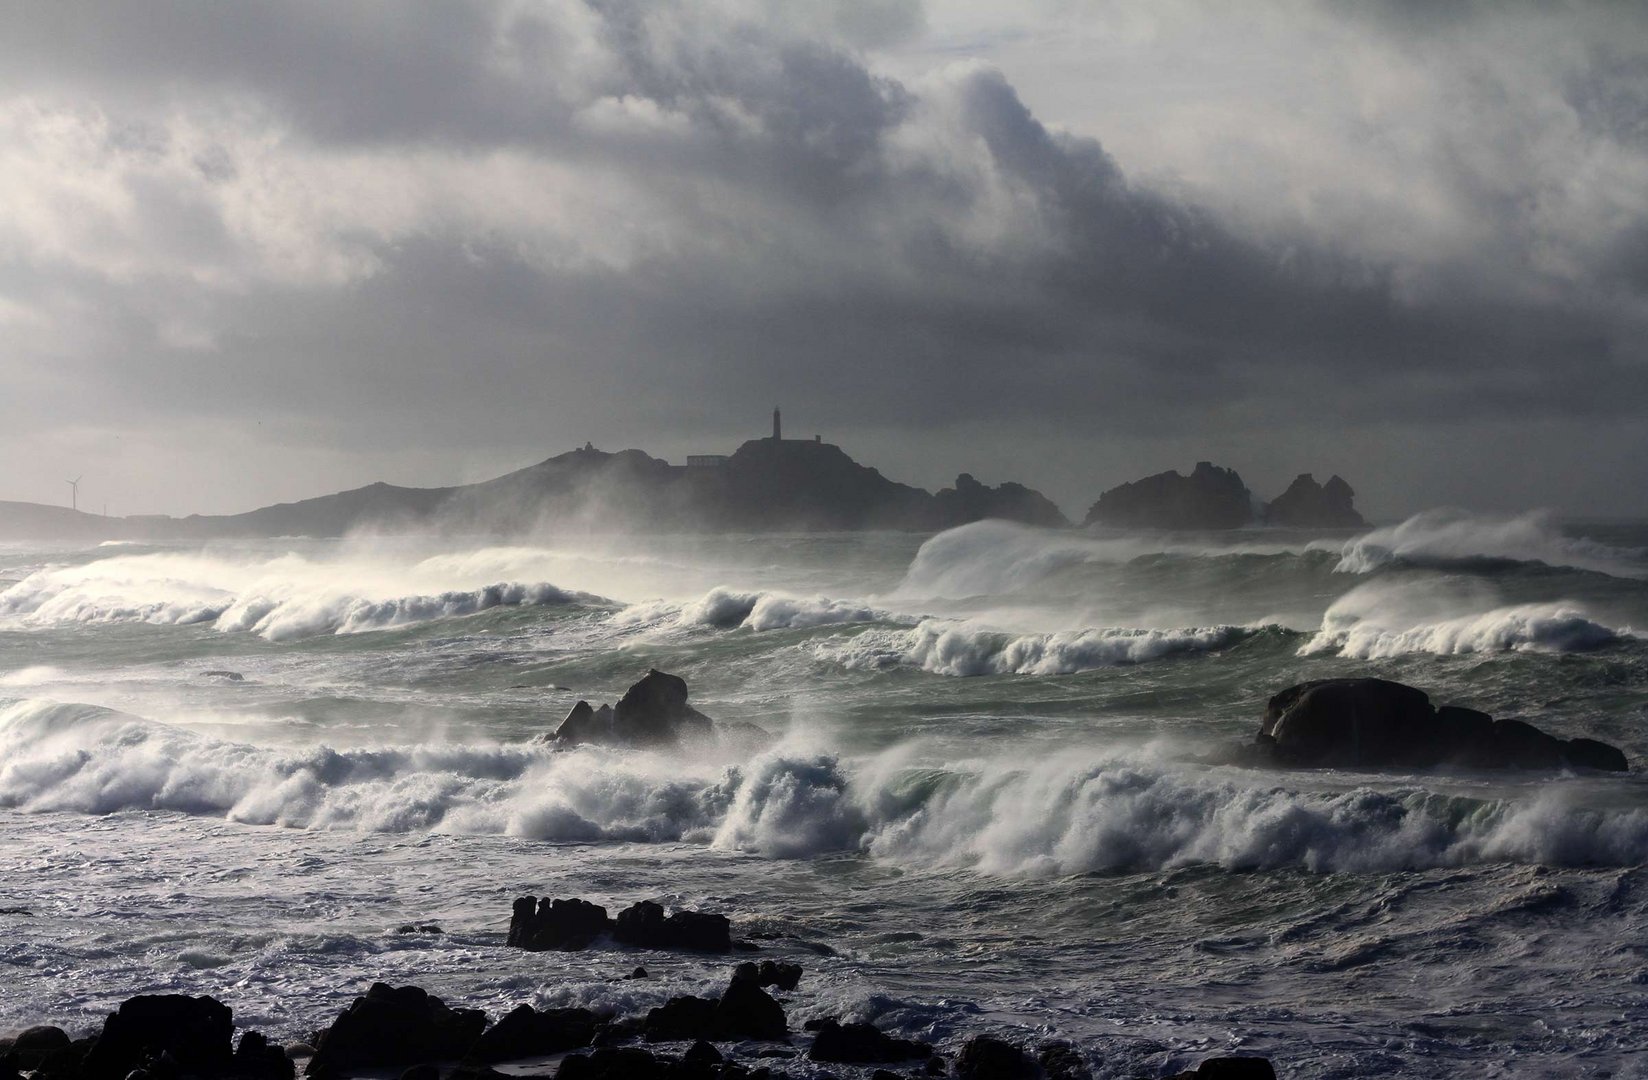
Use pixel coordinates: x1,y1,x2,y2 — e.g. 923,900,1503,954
1257,678,1628,771
956,1034,1037,1079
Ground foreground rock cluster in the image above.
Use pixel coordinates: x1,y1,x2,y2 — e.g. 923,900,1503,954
1256,677,1628,771
2,895,1279,1080
1,976,1275,1080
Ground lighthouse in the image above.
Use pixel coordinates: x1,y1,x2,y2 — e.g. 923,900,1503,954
772,407,781,441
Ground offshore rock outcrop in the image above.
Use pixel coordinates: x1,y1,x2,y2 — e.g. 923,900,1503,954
1264,473,1365,528
549,670,762,751
1257,678,1628,771
1084,462,1254,530
508,897,734,954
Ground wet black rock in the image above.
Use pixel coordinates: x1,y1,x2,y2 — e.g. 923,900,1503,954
235,1031,295,1080
10,1027,70,1069
955,1035,1037,1079
81,995,236,1080
730,961,802,992
643,997,721,1043
614,900,732,952
509,896,611,950
1258,677,1629,771
713,981,786,1041
552,670,767,752
1036,1041,1092,1080
465,1004,597,1063
201,670,245,682
807,1021,931,1064
934,473,1070,529
306,984,485,1078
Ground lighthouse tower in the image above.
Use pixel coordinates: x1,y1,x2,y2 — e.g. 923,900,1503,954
772,407,782,441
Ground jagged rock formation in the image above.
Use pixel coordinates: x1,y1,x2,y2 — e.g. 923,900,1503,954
1084,462,1254,530
550,669,748,750
934,473,1069,529
1264,473,1365,528
1256,678,1628,770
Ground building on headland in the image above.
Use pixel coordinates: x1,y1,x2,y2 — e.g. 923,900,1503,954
687,408,820,466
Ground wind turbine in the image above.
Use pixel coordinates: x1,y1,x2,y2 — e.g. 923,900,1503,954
66,475,81,512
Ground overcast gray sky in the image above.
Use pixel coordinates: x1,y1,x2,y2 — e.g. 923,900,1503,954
3,0,1645,520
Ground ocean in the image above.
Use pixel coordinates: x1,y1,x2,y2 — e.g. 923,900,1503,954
2,510,1646,1077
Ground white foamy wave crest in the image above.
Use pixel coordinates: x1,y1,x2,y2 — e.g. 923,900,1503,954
614,586,897,633
1330,509,1647,577
1301,581,1625,658
897,520,1307,599
0,700,860,856
0,550,601,640
5,701,1645,874
813,619,1258,676
863,752,1648,876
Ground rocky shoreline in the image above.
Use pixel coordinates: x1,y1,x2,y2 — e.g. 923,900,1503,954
0,896,1278,1080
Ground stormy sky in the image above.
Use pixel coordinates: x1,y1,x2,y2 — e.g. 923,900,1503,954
3,0,1645,520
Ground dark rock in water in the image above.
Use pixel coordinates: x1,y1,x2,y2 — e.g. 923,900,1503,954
731,960,803,991
808,1021,931,1063
28,1036,95,1080
682,1040,723,1068
956,1034,1037,1079
613,900,732,952
81,994,235,1080
556,1046,673,1080
396,923,443,934
613,669,714,746
1192,1056,1277,1079
552,700,613,746
509,896,611,951
10,1026,70,1068
1263,473,1365,528
201,670,245,682
642,997,720,1043
626,966,649,979
465,1003,597,1062
1258,677,1629,771
1084,462,1254,531
1037,1041,1092,1080
306,983,485,1078
713,980,787,1040
235,1031,296,1080
551,670,762,751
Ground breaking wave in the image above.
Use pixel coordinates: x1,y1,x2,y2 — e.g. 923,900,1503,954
0,550,604,640
4,700,1646,875
1332,509,1647,577
1300,582,1627,658
613,587,899,634
809,619,1270,676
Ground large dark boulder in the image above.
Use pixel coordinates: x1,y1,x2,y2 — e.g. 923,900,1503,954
1263,473,1366,528
730,961,802,992
1084,462,1254,530
234,1031,296,1080
551,701,613,746
81,995,235,1080
307,984,485,1078
613,900,732,952
465,1004,597,1063
9,1027,70,1069
1037,1041,1092,1080
1258,678,1629,771
508,896,611,951
807,1021,931,1064
712,981,786,1041
641,997,719,1043
956,1035,1037,1079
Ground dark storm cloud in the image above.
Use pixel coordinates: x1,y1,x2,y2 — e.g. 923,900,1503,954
0,0,1644,515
